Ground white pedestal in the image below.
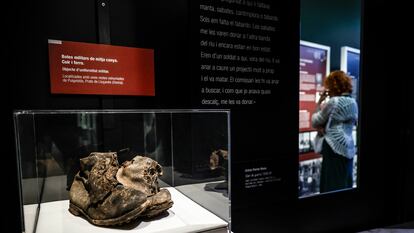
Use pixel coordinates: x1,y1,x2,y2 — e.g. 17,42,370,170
23,187,228,233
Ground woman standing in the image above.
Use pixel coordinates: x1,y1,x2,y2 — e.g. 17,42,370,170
312,70,358,193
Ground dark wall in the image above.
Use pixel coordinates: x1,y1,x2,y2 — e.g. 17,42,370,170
387,1,413,225
301,0,361,70
12,0,100,110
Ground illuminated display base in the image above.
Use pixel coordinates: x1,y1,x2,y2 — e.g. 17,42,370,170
24,187,228,233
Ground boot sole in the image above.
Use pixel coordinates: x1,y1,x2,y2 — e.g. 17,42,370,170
142,200,173,218
69,202,148,226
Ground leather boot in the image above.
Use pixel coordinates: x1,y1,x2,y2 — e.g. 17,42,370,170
116,156,173,217
69,152,149,226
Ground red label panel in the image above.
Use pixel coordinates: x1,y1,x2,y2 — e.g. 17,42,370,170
299,44,329,132
48,40,155,96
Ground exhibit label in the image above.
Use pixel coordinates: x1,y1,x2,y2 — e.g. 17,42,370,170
48,40,155,96
299,42,329,131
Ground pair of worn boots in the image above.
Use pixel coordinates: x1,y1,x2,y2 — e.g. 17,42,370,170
69,152,173,226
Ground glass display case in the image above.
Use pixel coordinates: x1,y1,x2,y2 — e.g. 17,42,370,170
14,110,230,233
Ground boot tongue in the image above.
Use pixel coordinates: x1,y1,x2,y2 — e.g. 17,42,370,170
85,152,120,204
79,152,118,177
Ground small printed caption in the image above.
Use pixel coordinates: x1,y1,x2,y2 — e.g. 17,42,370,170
244,166,281,189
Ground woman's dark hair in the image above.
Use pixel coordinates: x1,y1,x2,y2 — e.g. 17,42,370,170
324,70,353,96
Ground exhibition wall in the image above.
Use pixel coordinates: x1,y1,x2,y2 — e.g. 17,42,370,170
6,1,299,232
